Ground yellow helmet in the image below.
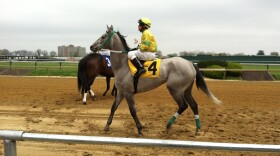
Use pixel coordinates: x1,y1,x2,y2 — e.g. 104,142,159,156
138,17,151,28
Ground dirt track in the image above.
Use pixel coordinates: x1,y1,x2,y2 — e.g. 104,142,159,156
0,76,279,156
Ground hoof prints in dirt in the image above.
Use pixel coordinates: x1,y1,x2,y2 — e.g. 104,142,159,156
1,77,280,155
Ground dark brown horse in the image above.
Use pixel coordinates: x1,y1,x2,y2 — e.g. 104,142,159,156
77,52,117,104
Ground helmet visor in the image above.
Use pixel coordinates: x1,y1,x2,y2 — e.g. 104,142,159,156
138,20,144,26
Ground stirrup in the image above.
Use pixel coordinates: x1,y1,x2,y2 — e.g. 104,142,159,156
134,68,146,77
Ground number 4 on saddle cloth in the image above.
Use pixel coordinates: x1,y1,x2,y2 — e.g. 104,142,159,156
128,59,161,78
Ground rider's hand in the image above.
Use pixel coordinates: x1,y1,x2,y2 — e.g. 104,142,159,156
137,44,141,49
134,38,138,44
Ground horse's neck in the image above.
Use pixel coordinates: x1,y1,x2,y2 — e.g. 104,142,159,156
110,38,129,74
110,52,129,73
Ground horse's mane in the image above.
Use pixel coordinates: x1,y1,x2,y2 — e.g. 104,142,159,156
116,31,131,52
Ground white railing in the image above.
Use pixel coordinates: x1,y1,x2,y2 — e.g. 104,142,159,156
0,130,280,156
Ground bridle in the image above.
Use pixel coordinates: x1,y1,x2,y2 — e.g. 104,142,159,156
100,31,116,49
98,31,129,54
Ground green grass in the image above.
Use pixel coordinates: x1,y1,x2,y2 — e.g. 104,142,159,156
0,61,78,67
0,61,78,76
242,65,280,70
225,76,241,80
271,73,280,80
0,61,10,67
1,61,280,80
241,64,280,80
27,68,78,76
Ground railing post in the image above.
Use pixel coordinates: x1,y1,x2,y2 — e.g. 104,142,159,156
266,64,269,71
60,62,62,70
4,140,17,156
9,61,12,69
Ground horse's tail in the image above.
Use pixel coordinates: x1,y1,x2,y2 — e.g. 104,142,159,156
77,69,82,92
77,57,88,93
193,64,222,105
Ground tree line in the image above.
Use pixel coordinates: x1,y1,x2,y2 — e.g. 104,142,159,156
0,49,57,57
167,50,279,57
1,48,279,58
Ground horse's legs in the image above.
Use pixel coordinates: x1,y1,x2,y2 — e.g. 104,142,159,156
82,79,88,104
184,86,201,133
104,92,124,131
124,93,143,136
102,76,111,97
111,84,117,97
166,86,188,130
88,77,95,100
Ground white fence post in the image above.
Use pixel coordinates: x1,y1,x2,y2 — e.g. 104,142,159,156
1,130,280,154
4,140,17,156
0,130,23,156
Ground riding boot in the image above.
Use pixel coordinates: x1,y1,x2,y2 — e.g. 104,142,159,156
131,57,146,77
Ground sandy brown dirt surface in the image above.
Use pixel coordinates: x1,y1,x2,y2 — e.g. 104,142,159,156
0,76,279,156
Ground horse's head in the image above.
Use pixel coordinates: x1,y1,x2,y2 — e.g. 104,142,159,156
90,25,116,52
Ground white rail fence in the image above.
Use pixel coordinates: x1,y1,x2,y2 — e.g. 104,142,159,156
1,130,280,156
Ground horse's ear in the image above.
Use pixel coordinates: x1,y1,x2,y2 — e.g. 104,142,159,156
110,25,114,31
107,25,110,31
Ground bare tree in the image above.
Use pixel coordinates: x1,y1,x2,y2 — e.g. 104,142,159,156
50,51,57,57
233,52,246,56
167,53,177,57
42,50,49,57
156,50,163,58
270,52,279,56
179,51,197,56
0,49,10,55
257,50,265,55
36,49,42,56
27,51,35,56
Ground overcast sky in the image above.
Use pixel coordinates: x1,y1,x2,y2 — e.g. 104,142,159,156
1,0,280,55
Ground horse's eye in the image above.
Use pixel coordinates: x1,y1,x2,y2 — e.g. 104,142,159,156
101,35,106,39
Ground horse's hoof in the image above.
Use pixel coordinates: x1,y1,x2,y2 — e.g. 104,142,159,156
166,124,172,130
111,92,115,96
165,127,171,134
91,96,95,101
83,101,87,105
104,126,110,132
195,129,202,135
138,130,144,137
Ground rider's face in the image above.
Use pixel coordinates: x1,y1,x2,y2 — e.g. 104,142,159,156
138,25,143,32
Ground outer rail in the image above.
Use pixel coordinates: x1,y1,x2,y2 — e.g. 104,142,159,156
1,130,280,156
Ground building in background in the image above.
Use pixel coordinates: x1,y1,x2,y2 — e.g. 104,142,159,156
58,45,86,57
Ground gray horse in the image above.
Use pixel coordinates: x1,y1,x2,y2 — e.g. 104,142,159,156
90,25,221,136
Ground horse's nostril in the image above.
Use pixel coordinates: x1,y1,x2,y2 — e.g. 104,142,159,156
90,46,93,50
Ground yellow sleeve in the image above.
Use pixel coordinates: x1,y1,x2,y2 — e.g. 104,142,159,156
140,32,149,52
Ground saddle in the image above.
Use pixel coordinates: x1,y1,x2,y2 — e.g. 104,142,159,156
128,59,161,93
128,59,160,78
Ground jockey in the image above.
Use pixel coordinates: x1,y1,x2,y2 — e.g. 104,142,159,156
128,17,158,77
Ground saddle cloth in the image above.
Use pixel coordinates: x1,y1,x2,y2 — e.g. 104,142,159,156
102,55,111,68
128,59,161,78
